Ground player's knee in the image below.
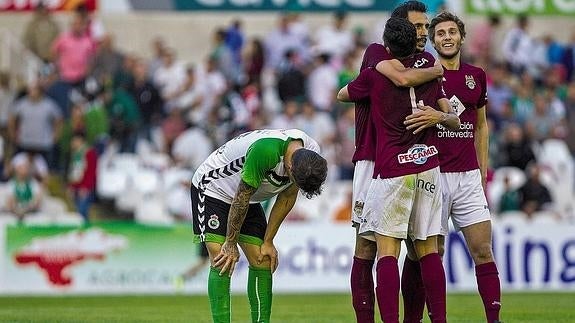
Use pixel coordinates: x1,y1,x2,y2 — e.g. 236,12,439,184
406,249,418,261
355,237,377,260
470,241,494,265
437,243,445,258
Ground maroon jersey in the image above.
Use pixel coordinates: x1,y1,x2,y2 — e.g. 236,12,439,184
352,43,388,163
434,63,488,172
348,50,445,179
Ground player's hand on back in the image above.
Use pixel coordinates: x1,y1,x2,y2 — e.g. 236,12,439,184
404,102,444,134
433,59,444,78
214,240,240,277
258,241,279,273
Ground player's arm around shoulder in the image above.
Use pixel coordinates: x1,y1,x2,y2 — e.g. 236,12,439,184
337,85,352,102
337,68,373,103
405,93,461,134
375,57,443,87
436,97,461,131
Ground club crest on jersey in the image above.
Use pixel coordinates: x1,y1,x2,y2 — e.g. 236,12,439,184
208,214,220,229
353,200,364,216
465,75,476,90
398,144,438,165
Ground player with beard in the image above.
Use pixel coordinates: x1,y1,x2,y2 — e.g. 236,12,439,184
349,2,447,322
401,11,503,323
339,16,460,323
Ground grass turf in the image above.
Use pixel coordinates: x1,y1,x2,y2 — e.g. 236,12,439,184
0,293,574,322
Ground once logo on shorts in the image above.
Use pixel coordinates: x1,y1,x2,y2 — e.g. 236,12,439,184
397,144,438,165
416,178,436,194
208,214,220,230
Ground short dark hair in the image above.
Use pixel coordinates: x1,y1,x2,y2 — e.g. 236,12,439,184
384,17,417,58
429,11,466,44
391,0,427,19
291,149,327,199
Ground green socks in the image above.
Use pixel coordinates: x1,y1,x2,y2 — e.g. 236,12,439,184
247,266,273,323
207,266,272,323
208,267,231,323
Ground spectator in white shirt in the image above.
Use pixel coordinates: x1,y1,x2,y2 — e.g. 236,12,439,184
501,14,534,75
295,100,337,180
153,48,187,104
313,11,354,69
264,14,307,71
172,125,214,171
307,53,338,112
268,100,300,130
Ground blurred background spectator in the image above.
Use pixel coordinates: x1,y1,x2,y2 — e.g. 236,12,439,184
6,155,43,222
0,2,574,225
68,131,97,224
518,164,553,218
22,3,60,64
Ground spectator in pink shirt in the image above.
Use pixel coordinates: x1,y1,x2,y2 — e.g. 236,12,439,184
51,13,95,85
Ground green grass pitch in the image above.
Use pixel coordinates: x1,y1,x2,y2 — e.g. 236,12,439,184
1,293,574,322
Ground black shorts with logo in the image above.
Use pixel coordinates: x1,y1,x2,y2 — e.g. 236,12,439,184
191,185,266,246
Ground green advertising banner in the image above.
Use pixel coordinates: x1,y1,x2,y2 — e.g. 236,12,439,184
173,0,399,11
465,0,575,16
3,223,202,294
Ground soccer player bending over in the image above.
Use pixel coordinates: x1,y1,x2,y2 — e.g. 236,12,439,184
190,129,327,323
338,17,459,323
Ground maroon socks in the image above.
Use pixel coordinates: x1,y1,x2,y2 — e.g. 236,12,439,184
419,253,446,323
476,262,501,322
376,256,400,323
401,257,427,323
351,256,375,323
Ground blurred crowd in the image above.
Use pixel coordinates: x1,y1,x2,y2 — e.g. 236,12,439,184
0,4,574,224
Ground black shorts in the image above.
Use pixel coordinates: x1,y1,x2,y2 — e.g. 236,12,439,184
198,242,208,258
191,185,266,246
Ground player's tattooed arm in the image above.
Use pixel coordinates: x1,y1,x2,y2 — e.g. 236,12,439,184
259,184,299,273
214,179,257,276
227,180,257,243
376,58,443,87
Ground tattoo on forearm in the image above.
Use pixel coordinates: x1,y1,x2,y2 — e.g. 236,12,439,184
227,180,257,243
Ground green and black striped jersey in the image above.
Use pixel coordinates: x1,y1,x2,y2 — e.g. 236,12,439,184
192,129,320,204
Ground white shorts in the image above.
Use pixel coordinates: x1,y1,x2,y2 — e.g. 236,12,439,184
440,170,491,235
359,167,442,241
351,160,375,227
